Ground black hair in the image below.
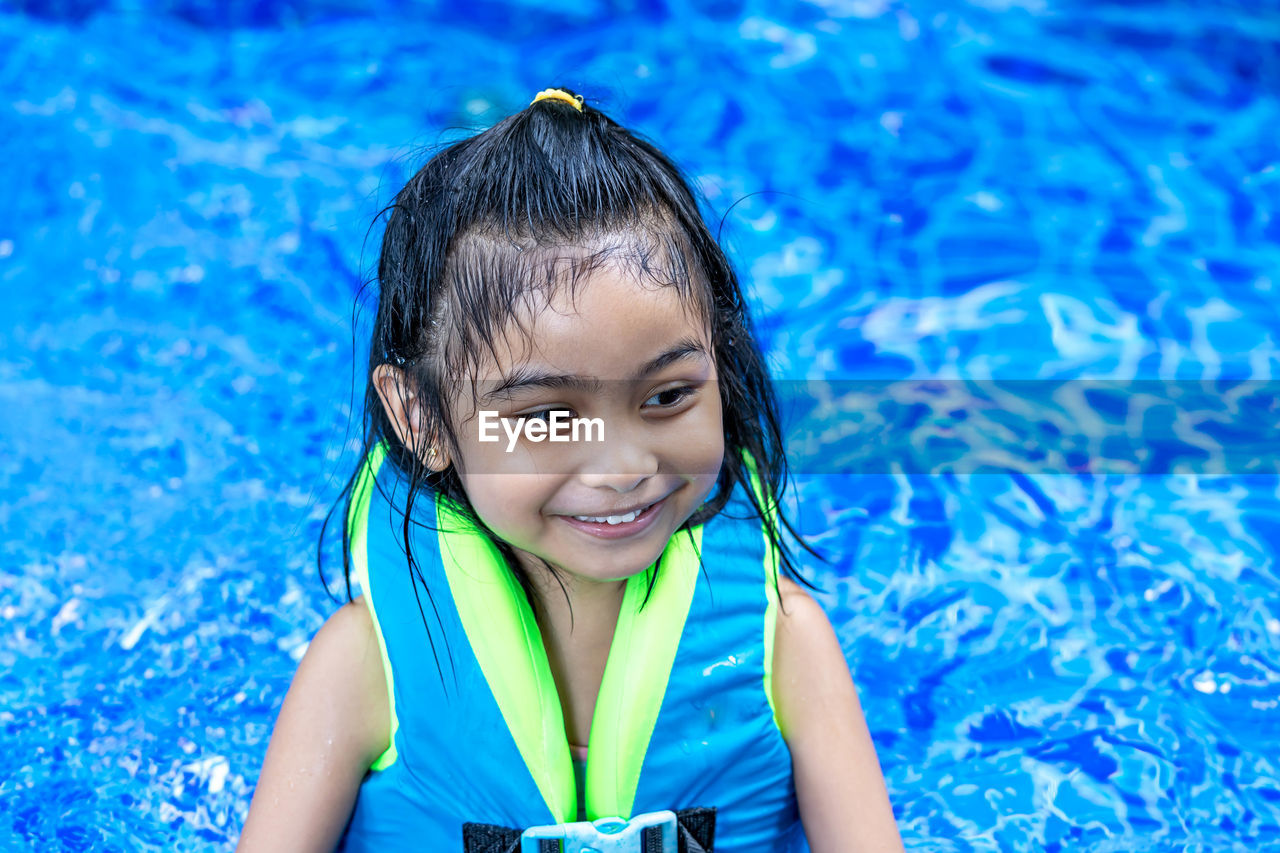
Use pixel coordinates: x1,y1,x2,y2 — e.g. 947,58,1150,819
319,88,819,651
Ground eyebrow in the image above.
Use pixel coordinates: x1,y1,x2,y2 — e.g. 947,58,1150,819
480,338,709,401
637,337,708,377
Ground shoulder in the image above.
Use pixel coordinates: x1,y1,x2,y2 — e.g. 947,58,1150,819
303,598,389,752
775,575,830,628
236,598,391,851
314,595,379,656
273,597,390,775
298,597,376,674
769,578,905,852
773,576,843,675
771,576,852,739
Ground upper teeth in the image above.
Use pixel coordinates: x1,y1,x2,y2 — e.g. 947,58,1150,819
573,505,648,525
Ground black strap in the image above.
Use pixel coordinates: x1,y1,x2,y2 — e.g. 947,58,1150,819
675,807,716,853
462,807,716,853
459,822,522,853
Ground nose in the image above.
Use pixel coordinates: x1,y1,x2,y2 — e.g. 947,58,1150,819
578,432,658,493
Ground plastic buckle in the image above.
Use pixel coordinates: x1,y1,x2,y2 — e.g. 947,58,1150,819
520,810,678,853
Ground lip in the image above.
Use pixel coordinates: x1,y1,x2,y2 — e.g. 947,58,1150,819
568,494,665,518
557,495,668,540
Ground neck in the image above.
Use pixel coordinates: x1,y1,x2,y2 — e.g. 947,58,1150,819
522,562,629,747
526,564,628,640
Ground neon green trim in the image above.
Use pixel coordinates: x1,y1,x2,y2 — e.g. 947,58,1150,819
586,526,703,820
348,442,399,771
742,455,784,728
762,539,782,731
435,497,575,823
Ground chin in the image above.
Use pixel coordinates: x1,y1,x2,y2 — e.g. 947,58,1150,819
581,558,657,583
579,547,667,582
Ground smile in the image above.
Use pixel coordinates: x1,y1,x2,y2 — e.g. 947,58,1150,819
571,502,655,524
559,496,667,539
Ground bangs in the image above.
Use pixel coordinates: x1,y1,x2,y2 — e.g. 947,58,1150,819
423,217,714,394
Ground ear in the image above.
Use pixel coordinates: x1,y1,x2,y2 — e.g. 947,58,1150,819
372,365,451,472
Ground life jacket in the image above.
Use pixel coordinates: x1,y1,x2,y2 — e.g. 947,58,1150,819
337,443,806,852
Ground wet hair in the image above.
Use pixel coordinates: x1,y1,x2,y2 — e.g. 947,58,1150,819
320,88,818,641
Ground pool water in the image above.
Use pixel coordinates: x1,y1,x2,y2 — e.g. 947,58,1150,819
2,0,1279,850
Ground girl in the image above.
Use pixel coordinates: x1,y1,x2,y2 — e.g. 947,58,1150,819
238,88,902,853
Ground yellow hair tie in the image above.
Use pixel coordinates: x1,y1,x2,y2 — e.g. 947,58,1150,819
530,88,584,112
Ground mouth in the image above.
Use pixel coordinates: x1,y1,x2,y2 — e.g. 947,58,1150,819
558,495,669,540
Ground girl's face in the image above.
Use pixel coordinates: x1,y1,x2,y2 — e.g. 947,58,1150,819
445,266,724,588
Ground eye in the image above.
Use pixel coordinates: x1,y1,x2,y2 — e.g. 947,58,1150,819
643,386,696,409
524,407,576,423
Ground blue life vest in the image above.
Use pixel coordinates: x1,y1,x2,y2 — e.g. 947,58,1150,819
337,445,806,852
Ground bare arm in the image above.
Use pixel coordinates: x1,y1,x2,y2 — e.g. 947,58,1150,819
772,577,903,853
237,598,390,853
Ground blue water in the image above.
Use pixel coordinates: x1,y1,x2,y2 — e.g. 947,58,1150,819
3,0,1279,850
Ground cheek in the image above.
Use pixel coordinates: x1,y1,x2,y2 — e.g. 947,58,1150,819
456,474,551,540
676,388,726,480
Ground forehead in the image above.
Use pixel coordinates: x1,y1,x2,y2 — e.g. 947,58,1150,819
479,264,711,380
